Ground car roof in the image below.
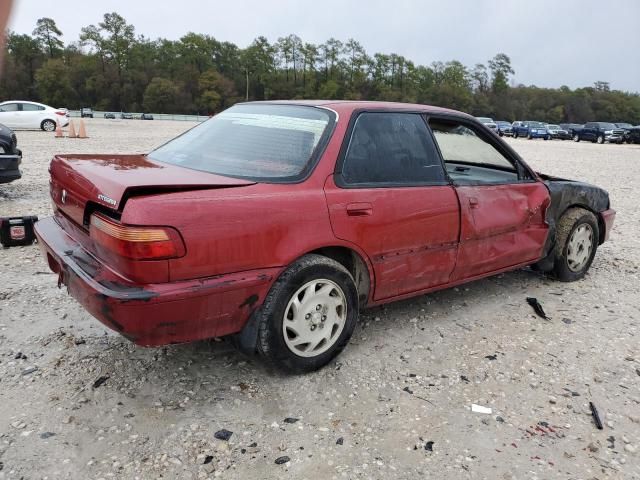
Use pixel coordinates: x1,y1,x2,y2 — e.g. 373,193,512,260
0,100,47,107
239,100,473,119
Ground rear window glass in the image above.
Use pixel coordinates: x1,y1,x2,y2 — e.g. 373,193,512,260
149,104,333,181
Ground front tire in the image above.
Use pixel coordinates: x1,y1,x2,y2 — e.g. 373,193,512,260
257,254,359,373
552,208,599,282
513,132,519,139
573,134,580,142
41,119,56,132
597,135,605,144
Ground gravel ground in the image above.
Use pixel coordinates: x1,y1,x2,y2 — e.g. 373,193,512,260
1,119,639,479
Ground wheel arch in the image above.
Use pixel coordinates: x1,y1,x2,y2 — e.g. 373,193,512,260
306,245,373,308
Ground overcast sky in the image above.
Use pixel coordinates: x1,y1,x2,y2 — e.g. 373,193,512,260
8,0,640,92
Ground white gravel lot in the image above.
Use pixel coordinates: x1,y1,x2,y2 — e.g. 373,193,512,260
1,118,639,479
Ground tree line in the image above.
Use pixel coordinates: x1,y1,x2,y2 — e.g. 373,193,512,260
2,13,639,124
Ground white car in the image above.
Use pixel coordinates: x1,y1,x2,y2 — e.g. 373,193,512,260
0,101,70,131
476,116,498,132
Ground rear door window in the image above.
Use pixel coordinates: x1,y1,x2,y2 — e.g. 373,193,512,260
20,103,45,111
340,112,446,186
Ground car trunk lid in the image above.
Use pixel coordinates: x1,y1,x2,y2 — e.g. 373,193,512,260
49,154,255,227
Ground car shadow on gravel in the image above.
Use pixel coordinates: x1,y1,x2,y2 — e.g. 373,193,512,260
47,267,551,406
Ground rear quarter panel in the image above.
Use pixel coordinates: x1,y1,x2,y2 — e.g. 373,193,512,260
121,183,344,281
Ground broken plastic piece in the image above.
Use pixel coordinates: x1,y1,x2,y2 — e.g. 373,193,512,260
526,297,549,319
92,375,109,389
589,402,603,430
471,404,492,414
214,429,233,441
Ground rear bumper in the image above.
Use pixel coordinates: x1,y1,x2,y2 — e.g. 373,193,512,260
34,216,278,346
600,208,616,243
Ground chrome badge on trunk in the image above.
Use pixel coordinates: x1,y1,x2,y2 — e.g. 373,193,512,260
98,193,117,207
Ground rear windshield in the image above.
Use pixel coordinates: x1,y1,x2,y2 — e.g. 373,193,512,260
149,104,333,181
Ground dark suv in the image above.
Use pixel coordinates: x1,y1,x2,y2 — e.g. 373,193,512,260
0,123,22,184
574,122,625,144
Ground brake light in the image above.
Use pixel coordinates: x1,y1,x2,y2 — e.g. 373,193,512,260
54,111,66,116
90,214,185,260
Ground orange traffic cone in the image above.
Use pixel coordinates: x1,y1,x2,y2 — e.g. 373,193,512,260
67,119,77,138
54,119,63,138
77,119,88,139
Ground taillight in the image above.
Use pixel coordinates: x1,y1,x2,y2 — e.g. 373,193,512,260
54,111,66,116
90,214,185,260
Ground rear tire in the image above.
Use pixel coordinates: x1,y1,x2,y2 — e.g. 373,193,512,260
513,132,519,139
257,254,359,373
41,119,56,132
552,208,599,282
573,134,580,142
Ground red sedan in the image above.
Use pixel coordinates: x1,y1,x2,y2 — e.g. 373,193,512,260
35,101,615,372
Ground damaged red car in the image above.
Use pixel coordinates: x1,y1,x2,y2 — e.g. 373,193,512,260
35,101,615,372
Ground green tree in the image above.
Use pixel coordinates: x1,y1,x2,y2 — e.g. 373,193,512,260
35,58,76,106
488,53,514,93
33,17,64,58
143,77,178,112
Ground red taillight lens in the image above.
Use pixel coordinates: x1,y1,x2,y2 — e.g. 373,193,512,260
54,111,66,116
90,214,185,260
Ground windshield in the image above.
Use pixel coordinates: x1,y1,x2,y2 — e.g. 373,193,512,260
477,117,493,123
599,123,617,130
547,125,561,129
527,121,544,127
616,123,632,128
149,104,334,181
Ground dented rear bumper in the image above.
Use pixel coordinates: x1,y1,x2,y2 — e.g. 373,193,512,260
34,216,277,346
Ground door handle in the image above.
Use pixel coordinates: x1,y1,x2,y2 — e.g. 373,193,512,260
468,197,479,209
346,202,373,216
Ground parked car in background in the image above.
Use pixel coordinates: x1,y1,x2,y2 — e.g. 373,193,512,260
495,121,513,137
512,121,550,140
545,124,572,140
626,126,640,144
615,123,634,143
121,112,134,119
34,100,615,372
0,101,69,131
476,117,498,132
559,123,583,137
80,108,94,118
0,123,22,184
574,122,625,144
104,112,116,119
140,113,154,120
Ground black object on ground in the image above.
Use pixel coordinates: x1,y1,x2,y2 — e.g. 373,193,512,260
92,376,109,389
283,417,299,424
425,441,434,451
526,297,549,319
203,455,214,464
214,429,233,441
40,432,56,439
0,216,38,248
274,456,290,465
336,437,344,445
589,401,604,430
